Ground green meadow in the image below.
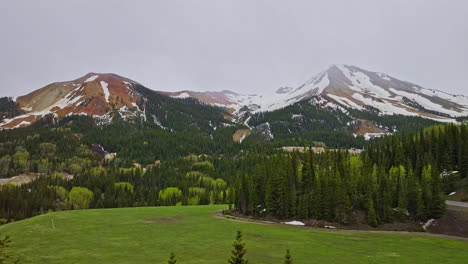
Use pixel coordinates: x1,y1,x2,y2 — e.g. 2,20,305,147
1,205,467,263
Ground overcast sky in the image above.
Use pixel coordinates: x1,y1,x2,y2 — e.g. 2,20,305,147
1,0,467,97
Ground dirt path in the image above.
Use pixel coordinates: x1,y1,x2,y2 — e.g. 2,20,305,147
213,211,468,241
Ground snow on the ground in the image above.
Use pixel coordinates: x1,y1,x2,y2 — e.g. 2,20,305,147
418,88,468,110
174,92,191,99
85,75,99,82
440,171,459,177
352,93,422,117
295,72,330,96
377,72,391,81
363,132,390,140
422,219,435,231
389,88,466,117
12,121,31,128
151,114,168,130
100,81,110,103
327,94,364,110
283,220,305,226
243,116,252,129
239,134,247,143
291,114,303,119
131,102,141,111
337,65,392,98
264,122,274,139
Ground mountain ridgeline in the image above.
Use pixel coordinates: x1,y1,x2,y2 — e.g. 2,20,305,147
2,65,468,148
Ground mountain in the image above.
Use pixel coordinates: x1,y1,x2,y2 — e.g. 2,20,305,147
0,73,231,132
2,65,467,147
161,65,468,122
0,73,145,128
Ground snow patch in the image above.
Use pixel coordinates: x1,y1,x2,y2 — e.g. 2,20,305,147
100,81,110,103
174,92,191,99
244,116,252,129
85,75,99,82
239,134,247,143
327,94,364,110
13,121,31,128
337,65,392,98
264,122,274,139
422,219,435,231
151,114,168,130
283,221,305,226
363,132,389,140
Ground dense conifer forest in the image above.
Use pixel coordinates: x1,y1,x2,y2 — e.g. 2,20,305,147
0,113,466,226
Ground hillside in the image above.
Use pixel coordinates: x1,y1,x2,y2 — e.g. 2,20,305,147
1,205,467,264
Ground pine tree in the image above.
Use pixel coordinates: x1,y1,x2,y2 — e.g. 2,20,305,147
0,234,13,264
367,199,378,227
228,231,248,264
168,252,177,264
284,249,293,264
430,166,446,218
415,184,426,220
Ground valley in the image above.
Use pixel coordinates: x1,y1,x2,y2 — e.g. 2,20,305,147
2,1,468,263
0,65,468,263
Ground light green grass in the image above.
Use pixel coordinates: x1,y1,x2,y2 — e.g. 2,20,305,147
1,205,467,263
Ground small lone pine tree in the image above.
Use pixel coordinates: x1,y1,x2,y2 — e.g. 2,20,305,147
284,249,293,264
168,252,177,264
228,231,248,264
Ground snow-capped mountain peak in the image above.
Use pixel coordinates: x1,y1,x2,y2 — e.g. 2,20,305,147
160,64,468,122
3,65,467,129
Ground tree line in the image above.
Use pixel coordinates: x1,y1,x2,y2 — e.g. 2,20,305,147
233,124,468,225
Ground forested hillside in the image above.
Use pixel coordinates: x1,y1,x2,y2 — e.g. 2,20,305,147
247,100,440,148
233,123,468,225
0,115,466,227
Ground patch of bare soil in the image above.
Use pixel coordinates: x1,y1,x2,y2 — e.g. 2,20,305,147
223,210,423,232
352,119,388,135
216,210,468,240
232,129,251,143
427,208,468,238
142,216,181,224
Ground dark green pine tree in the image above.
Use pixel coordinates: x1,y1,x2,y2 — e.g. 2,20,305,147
430,166,446,218
228,231,248,264
367,199,378,227
284,249,293,264
168,252,177,264
415,184,427,220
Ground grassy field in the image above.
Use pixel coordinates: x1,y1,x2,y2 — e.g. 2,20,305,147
1,205,468,263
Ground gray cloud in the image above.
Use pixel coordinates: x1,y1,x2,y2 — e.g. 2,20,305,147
1,0,467,97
